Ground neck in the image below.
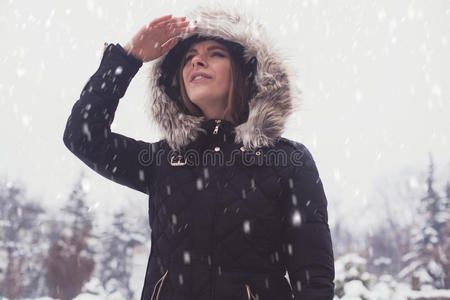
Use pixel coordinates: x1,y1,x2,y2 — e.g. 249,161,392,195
204,113,233,123
199,103,232,123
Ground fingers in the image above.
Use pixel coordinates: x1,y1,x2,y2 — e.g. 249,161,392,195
166,21,194,34
151,17,196,39
166,25,197,41
152,16,186,26
159,23,197,53
160,21,188,34
160,37,178,51
153,17,190,29
168,20,191,28
149,14,173,27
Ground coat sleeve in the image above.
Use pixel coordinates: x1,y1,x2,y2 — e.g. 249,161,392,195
63,43,155,195
280,143,335,299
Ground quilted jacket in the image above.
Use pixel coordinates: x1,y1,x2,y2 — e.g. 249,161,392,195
63,5,335,300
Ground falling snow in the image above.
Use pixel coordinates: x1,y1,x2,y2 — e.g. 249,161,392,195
1,0,449,299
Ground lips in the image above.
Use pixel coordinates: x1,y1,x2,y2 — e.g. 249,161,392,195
190,71,212,82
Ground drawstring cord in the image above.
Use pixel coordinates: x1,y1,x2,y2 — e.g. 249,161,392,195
150,271,256,300
245,283,257,300
151,270,168,300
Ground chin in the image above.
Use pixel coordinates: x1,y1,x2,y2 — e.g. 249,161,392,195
189,94,218,106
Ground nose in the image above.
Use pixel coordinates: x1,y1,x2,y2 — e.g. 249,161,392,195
191,54,207,68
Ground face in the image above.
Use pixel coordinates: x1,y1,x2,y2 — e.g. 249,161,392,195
182,40,232,111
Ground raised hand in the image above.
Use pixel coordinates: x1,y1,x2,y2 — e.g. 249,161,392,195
123,15,197,63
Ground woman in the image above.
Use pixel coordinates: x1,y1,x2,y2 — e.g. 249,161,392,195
63,5,335,300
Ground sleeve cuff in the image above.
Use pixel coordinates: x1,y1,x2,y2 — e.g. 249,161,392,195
115,43,144,65
83,42,144,100
101,42,143,71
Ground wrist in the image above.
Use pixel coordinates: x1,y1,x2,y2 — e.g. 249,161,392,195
123,43,143,63
104,43,143,70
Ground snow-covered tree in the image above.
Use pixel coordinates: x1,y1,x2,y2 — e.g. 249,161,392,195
399,154,450,289
46,172,96,300
334,253,377,300
365,223,412,278
363,168,426,279
0,179,48,299
441,179,450,288
331,216,358,258
97,210,146,299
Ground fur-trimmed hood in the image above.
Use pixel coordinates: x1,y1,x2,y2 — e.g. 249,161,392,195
146,4,299,152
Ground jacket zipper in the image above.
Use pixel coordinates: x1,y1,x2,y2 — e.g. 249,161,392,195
213,119,222,135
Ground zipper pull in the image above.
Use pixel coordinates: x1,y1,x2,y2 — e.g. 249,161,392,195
213,119,222,135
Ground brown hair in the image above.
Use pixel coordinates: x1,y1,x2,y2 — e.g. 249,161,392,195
175,41,251,126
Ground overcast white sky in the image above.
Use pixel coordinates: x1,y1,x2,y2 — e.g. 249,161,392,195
1,0,449,235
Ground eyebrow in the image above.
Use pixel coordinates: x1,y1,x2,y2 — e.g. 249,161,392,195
186,45,228,54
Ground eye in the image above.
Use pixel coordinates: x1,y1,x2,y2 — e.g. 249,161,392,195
183,52,226,65
184,55,194,64
212,52,225,57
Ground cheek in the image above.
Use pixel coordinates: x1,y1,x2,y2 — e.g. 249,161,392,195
218,63,232,85
225,65,232,87
182,68,189,87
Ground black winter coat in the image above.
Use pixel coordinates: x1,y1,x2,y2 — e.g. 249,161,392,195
63,7,335,300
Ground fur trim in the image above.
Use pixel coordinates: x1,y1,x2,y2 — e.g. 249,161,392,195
145,4,298,151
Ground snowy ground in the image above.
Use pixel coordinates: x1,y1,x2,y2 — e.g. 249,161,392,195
14,287,450,300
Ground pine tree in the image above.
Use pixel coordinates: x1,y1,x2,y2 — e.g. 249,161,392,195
441,180,450,288
0,179,47,299
98,211,146,299
46,171,96,300
399,154,450,289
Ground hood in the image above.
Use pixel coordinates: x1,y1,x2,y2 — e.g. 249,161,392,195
146,4,300,152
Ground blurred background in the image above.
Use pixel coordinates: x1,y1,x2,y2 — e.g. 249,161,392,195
1,0,449,299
